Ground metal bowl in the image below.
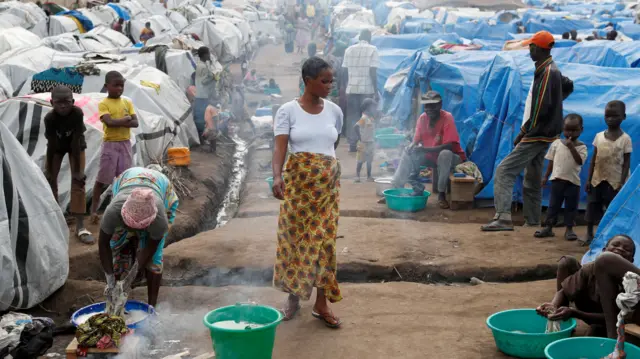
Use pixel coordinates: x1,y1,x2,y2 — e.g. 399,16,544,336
374,177,394,197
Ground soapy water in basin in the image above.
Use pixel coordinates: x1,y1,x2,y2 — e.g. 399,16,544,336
75,310,149,326
211,320,266,330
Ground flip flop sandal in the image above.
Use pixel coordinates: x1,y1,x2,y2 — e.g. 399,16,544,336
481,220,514,232
312,310,342,329
534,229,555,238
281,303,301,321
77,229,95,244
565,232,579,241
438,199,450,209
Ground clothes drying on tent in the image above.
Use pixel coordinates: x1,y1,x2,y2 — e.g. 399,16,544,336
31,67,86,94
429,40,482,55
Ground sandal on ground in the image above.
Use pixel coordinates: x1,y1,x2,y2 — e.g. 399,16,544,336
281,303,301,321
438,199,450,209
564,231,579,241
579,234,594,247
534,227,554,238
481,219,514,232
312,310,342,329
77,228,95,245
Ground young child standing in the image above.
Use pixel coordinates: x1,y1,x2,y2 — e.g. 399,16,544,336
354,98,377,183
91,71,138,223
583,100,633,245
536,114,588,241
45,85,94,244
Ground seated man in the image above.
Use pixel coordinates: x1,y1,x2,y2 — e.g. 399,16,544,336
382,91,467,209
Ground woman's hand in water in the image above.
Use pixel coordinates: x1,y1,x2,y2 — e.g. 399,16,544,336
272,176,285,200
536,303,555,317
548,306,573,321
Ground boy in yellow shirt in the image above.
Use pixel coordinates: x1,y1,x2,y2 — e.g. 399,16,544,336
91,71,139,222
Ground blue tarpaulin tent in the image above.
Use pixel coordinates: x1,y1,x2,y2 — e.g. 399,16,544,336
470,53,640,207
582,165,640,265
451,21,518,41
400,17,442,34
373,1,415,25
525,17,594,34
107,3,130,21
553,40,640,67
58,10,95,32
370,33,461,50
377,48,417,95
619,22,640,40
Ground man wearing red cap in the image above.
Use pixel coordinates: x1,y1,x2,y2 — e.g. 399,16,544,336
482,31,570,231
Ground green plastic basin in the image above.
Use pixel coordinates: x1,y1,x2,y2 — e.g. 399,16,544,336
382,188,430,212
545,337,640,359
375,133,406,148
486,309,576,359
203,303,283,359
375,127,396,136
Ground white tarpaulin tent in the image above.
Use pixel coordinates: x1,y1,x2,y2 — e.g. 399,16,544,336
41,33,85,52
0,93,187,209
83,26,133,48
129,15,178,43
0,46,82,90
0,1,48,37
86,5,119,26
77,8,107,28
167,10,189,31
18,62,199,146
175,4,211,22
0,27,42,54
118,47,197,90
49,15,82,36
0,118,68,311
0,72,13,101
119,0,151,19
181,18,234,63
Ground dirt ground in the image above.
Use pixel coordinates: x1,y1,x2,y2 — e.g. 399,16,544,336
43,279,583,359
40,43,599,358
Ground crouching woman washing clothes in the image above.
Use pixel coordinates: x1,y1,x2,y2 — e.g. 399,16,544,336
99,166,179,307
271,57,344,328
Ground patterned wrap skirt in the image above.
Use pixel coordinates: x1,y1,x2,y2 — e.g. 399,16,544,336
273,152,342,303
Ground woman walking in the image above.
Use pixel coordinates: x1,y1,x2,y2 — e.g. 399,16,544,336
271,57,343,328
295,16,311,54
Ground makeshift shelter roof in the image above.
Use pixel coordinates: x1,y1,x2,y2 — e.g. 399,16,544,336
41,33,86,52
118,47,198,90
167,10,190,31
400,17,443,34
370,33,461,50
18,63,199,147
468,53,640,207
582,165,640,266
175,4,211,22
552,40,640,67
118,0,151,19
0,116,68,311
377,48,416,95
0,27,42,54
0,1,48,37
77,8,108,27
130,15,179,43
0,45,81,90
107,3,131,21
49,15,82,36
86,5,119,25
84,26,133,48
374,1,415,25
0,71,13,101
181,17,236,63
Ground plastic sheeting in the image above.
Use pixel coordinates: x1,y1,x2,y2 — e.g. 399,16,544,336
400,17,442,34
119,48,197,90
0,27,41,54
0,72,12,102
373,1,415,26
451,21,518,41
129,15,178,43
469,53,640,207
181,18,235,63
582,165,640,266
525,17,594,34
0,1,48,37
107,3,131,21
371,33,461,50
58,10,95,33
0,116,68,311
49,15,82,36
377,48,416,95
552,40,640,68
619,22,640,40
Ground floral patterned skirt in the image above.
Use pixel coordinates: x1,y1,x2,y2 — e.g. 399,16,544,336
273,152,342,303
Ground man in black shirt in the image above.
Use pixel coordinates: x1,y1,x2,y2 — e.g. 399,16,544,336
482,31,572,232
45,85,94,244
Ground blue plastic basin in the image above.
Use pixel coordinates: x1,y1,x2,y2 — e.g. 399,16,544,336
375,134,406,148
486,309,576,359
383,188,430,212
375,127,396,136
545,337,640,359
71,300,156,329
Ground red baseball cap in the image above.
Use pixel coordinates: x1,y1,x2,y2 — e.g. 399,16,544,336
521,31,555,49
